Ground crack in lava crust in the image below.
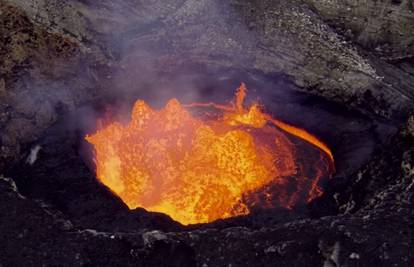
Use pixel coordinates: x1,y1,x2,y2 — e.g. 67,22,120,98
85,83,334,225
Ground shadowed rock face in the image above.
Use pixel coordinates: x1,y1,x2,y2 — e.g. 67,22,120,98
0,0,414,266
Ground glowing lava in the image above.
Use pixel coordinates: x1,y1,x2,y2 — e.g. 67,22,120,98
86,83,334,225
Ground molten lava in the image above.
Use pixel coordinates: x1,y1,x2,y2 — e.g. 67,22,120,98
86,83,334,225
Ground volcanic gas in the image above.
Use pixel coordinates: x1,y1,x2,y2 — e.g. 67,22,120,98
86,83,334,225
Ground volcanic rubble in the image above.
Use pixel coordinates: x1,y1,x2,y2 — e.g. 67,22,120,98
0,0,414,266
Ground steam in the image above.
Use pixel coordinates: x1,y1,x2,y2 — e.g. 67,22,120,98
26,145,41,165
3,0,260,146
98,0,258,107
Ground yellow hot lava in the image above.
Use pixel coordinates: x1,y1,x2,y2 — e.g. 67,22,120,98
86,83,333,225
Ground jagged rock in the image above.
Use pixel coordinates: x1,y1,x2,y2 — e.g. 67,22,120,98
1,0,414,266
0,175,196,266
336,115,414,214
304,0,414,60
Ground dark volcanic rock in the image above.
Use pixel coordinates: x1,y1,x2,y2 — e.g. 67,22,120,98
1,0,414,266
0,176,136,266
305,0,414,60
0,176,196,266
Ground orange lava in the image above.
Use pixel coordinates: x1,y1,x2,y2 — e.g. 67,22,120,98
86,83,334,225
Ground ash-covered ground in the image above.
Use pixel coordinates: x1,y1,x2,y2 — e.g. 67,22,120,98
0,0,413,266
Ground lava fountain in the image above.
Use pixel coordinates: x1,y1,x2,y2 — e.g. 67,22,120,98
86,83,334,225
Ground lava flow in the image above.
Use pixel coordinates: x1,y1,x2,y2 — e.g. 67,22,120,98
86,83,334,225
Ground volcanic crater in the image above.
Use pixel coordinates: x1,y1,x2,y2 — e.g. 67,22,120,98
1,0,414,266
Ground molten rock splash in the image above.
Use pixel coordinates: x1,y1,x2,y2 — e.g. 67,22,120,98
86,84,333,225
